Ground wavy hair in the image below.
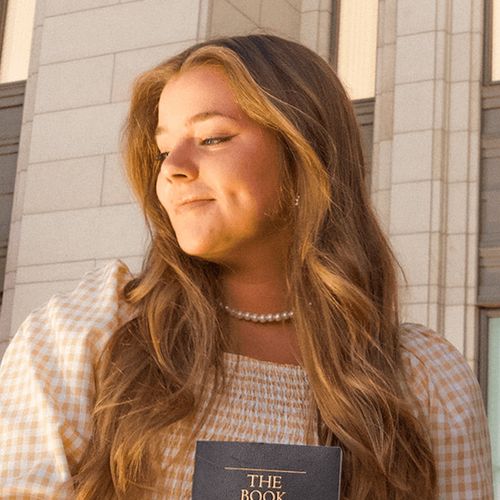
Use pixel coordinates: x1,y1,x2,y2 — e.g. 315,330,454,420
73,35,437,499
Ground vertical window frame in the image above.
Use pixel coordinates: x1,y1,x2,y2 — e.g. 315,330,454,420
0,0,8,62
329,0,341,73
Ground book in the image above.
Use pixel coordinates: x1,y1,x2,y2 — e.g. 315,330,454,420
192,440,342,499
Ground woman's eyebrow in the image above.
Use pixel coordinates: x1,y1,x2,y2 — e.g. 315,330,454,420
155,111,238,137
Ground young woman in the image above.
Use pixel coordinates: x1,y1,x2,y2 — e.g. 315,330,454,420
0,35,493,499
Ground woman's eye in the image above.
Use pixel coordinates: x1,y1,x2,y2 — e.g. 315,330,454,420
155,151,169,163
201,136,233,146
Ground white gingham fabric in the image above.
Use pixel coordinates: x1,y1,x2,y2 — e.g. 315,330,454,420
0,260,493,498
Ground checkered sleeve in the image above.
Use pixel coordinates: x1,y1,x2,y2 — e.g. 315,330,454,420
401,323,494,500
0,260,135,499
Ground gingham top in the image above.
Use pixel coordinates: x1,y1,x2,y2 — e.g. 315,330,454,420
0,260,493,499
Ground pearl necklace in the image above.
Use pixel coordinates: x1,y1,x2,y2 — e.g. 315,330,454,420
220,303,294,323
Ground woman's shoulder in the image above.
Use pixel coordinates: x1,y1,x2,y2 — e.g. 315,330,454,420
398,326,493,497
399,322,472,377
398,322,484,419
399,321,467,368
24,258,136,330
4,259,138,365
0,260,140,495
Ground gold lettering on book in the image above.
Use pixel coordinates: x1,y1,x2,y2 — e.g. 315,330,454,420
240,474,286,499
240,491,286,499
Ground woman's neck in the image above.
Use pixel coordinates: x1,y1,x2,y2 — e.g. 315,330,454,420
219,251,300,366
219,229,292,313
221,263,290,314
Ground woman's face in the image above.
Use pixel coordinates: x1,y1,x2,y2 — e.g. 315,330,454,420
155,66,289,265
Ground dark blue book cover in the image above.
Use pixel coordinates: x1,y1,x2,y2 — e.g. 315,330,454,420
192,441,342,499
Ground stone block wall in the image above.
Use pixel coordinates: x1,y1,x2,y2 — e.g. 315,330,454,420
0,0,210,352
372,0,484,367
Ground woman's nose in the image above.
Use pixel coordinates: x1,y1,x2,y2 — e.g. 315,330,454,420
161,143,198,183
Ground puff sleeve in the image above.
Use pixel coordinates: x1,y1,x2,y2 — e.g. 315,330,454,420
401,323,494,499
0,260,135,499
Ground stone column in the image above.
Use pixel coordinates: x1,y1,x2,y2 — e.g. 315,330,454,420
371,0,484,366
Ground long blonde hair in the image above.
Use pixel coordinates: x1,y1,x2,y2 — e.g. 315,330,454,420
74,35,437,499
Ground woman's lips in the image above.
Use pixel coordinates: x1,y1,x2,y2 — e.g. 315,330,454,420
175,198,215,212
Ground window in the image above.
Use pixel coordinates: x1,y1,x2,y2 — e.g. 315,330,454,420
0,0,34,308
479,311,500,495
329,0,378,185
332,0,378,100
0,0,36,84
486,315,500,495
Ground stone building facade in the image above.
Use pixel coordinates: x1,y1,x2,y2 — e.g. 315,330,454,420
0,2,499,475
1,0,499,489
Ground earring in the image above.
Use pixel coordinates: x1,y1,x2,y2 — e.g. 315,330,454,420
294,194,300,207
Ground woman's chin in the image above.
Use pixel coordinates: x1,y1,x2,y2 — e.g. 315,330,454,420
178,240,221,262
